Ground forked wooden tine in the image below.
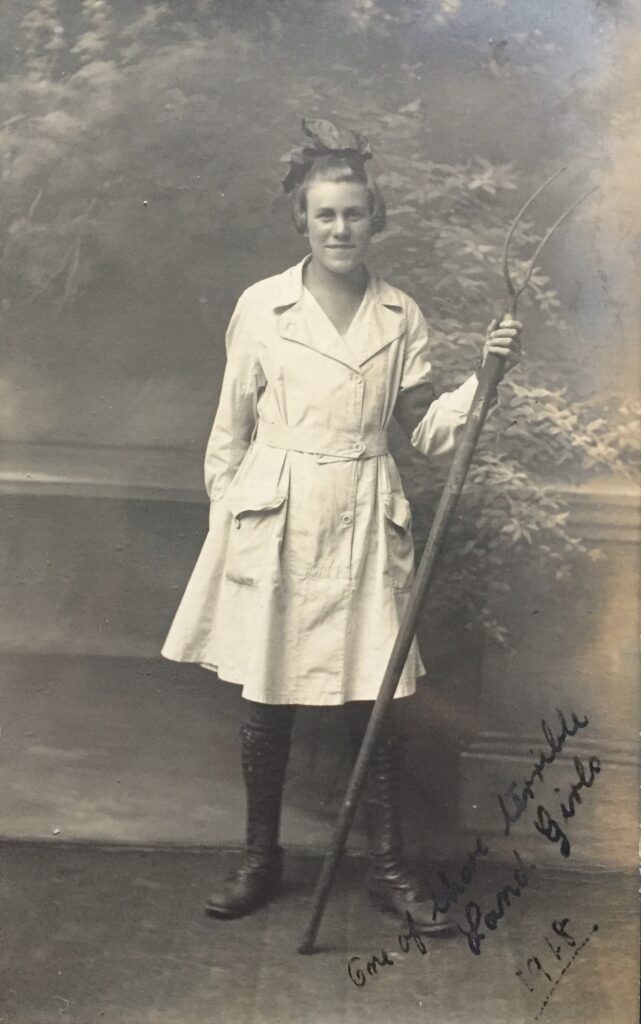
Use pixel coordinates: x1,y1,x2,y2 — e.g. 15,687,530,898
502,167,567,302
515,185,599,301
502,169,599,317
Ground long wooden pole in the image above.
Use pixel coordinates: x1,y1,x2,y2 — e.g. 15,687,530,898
297,342,509,955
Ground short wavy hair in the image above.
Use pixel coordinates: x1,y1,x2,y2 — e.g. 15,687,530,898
290,155,386,236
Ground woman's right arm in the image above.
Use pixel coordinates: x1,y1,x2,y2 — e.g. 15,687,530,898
204,290,266,527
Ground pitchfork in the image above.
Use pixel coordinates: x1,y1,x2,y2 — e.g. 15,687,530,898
297,168,597,955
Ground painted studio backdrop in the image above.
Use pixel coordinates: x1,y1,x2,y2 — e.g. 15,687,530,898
0,0,639,1020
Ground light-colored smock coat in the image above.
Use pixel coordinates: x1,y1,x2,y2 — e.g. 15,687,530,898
161,257,479,705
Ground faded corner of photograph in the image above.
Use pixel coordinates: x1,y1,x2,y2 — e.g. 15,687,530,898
0,1,639,1023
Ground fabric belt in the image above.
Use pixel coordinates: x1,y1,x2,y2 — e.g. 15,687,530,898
254,420,389,459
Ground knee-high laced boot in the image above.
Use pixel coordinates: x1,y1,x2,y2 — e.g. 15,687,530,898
346,701,456,936
205,700,295,919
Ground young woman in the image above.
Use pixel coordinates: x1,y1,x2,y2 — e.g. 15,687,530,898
161,119,521,934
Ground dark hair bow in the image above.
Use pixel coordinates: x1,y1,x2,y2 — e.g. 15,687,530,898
281,118,373,193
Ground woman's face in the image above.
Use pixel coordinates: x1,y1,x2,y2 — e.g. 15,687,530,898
304,180,373,277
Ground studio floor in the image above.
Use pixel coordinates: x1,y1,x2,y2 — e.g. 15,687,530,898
1,653,638,1023
0,653,462,857
0,842,637,1024
0,653,360,851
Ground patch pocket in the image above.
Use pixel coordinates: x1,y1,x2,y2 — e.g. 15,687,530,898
383,492,415,591
224,489,288,588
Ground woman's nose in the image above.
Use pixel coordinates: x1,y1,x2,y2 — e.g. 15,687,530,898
333,218,350,237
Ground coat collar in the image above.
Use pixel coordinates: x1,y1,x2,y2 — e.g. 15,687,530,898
272,256,406,370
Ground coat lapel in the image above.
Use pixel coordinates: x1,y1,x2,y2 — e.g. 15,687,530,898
277,305,360,370
272,258,406,370
347,278,406,367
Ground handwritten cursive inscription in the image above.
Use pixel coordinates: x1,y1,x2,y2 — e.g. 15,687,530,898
348,949,395,987
347,913,429,987
346,705,600,989
534,925,599,1020
516,915,580,995
431,835,489,918
533,754,602,858
397,910,429,955
458,849,536,956
513,915,599,1021
497,708,589,837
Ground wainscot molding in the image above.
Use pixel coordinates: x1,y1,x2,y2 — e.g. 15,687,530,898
461,730,639,767
0,441,203,503
459,731,639,871
2,442,640,540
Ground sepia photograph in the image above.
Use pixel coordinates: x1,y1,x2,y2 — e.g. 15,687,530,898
0,1,639,1022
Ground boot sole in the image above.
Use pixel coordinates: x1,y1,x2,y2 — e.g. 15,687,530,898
367,889,459,937
204,884,282,920
205,901,252,920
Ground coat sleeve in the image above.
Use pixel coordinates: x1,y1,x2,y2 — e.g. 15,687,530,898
204,290,266,520
397,299,488,459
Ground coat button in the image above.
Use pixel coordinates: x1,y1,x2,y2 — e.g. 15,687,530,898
340,512,353,526
353,441,364,453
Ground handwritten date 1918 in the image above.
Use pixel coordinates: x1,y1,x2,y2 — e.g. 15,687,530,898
515,916,599,1021
516,916,578,992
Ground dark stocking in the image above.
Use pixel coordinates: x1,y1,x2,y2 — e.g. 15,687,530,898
205,699,296,919
240,699,296,855
344,699,455,936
